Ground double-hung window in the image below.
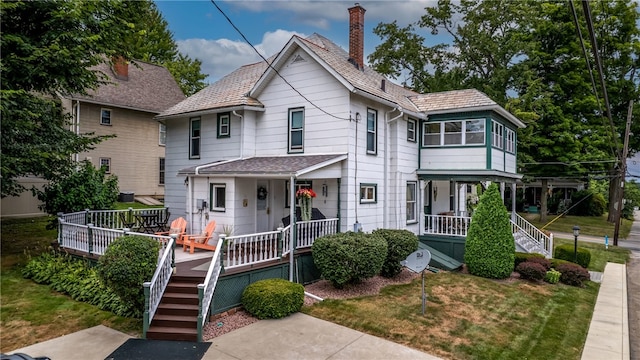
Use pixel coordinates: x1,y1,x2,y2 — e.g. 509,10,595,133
492,121,504,149
407,118,417,142
159,124,166,146
288,108,304,153
406,181,417,223
210,183,226,211
190,117,201,159
217,113,230,138
100,109,111,125
366,109,377,154
360,183,377,203
99,158,111,173
505,128,515,153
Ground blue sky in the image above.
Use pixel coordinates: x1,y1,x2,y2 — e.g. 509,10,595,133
154,1,445,84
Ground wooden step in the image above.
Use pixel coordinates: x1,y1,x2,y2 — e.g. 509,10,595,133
161,292,199,305
151,314,198,328
166,282,199,294
146,325,198,342
156,303,199,317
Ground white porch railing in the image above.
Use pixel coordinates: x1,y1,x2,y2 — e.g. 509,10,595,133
197,237,225,341
512,213,553,258
58,219,171,256
424,214,472,237
296,218,340,249
58,208,168,229
143,236,176,338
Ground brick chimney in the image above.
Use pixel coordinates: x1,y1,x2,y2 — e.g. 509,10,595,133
348,3,366,71
112,56,129,81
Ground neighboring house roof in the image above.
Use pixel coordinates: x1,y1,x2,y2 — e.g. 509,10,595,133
70,60,185,113
178,154,347,177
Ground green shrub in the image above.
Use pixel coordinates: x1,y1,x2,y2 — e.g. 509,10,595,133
557,263,590,287
515,261,546,281
372,229,419,278
568,189,606,216
312,231,387,288
514,252,545,270
550,258,573,269
554,244,591,268
464,183,515,279
241,278,304,319
97,235,160,316
544,269,561,284
22,252,135,316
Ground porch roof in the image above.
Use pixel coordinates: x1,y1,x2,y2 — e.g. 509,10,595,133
178,154,347,178
417,169,523,183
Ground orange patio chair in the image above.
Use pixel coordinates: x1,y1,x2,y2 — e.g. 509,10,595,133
182,220,217,254
155,216,187,245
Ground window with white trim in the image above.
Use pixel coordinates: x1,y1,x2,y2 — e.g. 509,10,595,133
100,109,111,125
505,128,515,153
407,118,417,142
159,158,165,185
159,123,166,146
99,158,111,173
422,119,485,146
366,109,377,154
210,183,226,211
217,113,230,138
406,181,417,223
360,183,377,203
190,117,201,159
288,108,304,153
492,120,503,149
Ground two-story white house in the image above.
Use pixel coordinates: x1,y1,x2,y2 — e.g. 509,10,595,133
157,4,526,243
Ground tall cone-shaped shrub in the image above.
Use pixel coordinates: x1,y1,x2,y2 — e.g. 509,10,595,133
464,183,515,279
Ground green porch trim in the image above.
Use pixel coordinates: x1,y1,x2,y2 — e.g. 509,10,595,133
485,117,492,170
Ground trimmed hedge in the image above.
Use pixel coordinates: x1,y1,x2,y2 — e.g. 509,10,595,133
97,235,160,315
550,258,573,269
464,183,515,279
241,278,304,319
557,263,591,287
22,252,135,317
514,252,546,270
312,231,387,288
526,257,551,271
372,229,419,278
515,261,546,281
554,244,591,268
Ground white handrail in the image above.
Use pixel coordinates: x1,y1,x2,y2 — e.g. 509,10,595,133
197,237,225,340
512,213,553,257
423,214,471,237
143,236,175,335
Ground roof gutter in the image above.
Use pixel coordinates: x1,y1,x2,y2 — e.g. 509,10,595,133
156,105,265,121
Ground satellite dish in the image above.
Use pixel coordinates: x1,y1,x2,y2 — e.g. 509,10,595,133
401,249,432,273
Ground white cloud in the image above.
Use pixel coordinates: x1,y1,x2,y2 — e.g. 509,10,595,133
177,29,304,84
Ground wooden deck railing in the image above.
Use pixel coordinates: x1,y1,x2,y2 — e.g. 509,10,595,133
58,208,168,230
197,237,225,342
143,236,177,338
424,214,472,237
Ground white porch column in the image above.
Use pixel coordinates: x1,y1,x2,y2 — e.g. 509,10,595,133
419,179,426,235
500,182,505,201
511,182,517,221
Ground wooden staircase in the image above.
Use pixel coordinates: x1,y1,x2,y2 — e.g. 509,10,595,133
146,275,203,342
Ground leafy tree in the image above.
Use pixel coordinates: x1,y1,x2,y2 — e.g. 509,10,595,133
165,53,208,96
464,183,515,279
36,161,119,216
1,0,140,198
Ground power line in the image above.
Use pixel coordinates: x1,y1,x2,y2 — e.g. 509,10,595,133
209,0,351,121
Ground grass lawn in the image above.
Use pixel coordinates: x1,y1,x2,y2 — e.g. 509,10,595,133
521,212,632,239
0,207,148,352
553,238,629,272
303,272,598,360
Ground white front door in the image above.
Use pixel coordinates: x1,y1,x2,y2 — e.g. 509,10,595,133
256,180,270,232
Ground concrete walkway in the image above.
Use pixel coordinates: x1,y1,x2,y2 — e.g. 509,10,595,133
581,262,630,360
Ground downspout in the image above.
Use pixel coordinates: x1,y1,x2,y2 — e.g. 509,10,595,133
384,107,403,228
232,110,244,159
289,174,296,282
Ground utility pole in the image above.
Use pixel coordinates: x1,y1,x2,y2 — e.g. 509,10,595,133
613,100,633,246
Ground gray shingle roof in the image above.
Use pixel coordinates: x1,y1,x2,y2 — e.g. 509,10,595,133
71,61,185,113
408,89,497,113
178,154,346,176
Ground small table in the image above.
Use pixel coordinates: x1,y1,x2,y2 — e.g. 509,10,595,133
136,213,158,233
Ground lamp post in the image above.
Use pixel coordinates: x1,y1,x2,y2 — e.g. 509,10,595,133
573,225,580,263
